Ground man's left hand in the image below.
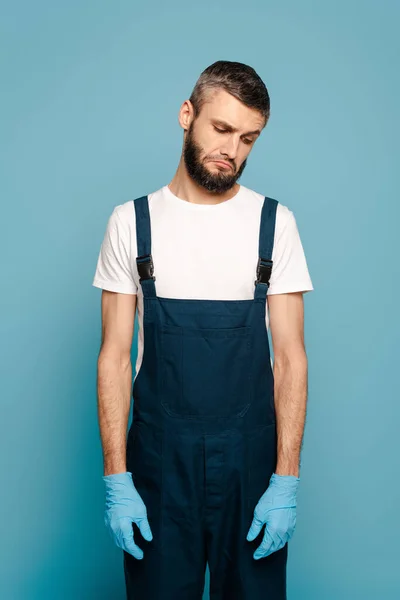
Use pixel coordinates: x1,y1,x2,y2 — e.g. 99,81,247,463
246,473,300,560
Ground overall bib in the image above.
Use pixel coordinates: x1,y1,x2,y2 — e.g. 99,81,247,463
124,194,287,600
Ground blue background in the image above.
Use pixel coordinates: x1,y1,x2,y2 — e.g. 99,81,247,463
1,1,399,598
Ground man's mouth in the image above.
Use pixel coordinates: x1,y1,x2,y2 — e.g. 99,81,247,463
211,160,232,170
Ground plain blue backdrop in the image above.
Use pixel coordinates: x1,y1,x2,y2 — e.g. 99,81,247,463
1,1,399,598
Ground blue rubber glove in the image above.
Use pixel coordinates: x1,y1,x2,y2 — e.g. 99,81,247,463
246,473,299,560
103,471,153,560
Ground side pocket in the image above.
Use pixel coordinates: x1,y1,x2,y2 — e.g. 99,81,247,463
126,421,139,478
247,424,277,505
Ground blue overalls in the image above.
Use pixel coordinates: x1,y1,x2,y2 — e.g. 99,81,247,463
124,194,288,600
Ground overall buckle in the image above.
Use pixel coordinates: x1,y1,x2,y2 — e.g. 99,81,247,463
255,257,273,286
136,254,155,282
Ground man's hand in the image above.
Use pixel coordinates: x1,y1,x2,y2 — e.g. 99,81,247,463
103,471,153,559
246,473,299,559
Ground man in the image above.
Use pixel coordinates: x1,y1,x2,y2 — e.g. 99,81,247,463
93,60,313,600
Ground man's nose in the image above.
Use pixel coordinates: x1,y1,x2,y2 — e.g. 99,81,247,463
219,135,240,161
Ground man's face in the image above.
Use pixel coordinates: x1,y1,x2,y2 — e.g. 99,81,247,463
183,89,265,194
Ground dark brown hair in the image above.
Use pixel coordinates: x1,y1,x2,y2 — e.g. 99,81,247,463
189,60,270,126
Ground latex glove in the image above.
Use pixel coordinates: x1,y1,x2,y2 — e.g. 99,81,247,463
246,472,299,560
103,471,153,560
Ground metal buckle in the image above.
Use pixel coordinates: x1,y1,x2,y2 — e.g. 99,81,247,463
255,257,273,286
136,254,155,282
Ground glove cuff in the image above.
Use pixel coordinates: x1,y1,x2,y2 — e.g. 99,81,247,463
270,472,300,490
102,471,132,485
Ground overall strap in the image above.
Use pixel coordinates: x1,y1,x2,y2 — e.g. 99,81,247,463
254,196,278,301
133,195,157,298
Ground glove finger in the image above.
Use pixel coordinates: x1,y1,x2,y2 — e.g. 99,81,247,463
253,526,274,560
246,515,263,542
137,517,153,542
120,523,144,560
288,509,297,538
276,527,290,549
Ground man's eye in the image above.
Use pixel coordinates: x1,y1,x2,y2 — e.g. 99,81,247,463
214,126,253,145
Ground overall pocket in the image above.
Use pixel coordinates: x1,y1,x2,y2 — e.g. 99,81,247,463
160,324,252,418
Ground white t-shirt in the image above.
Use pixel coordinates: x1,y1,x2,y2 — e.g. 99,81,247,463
92,183,314,377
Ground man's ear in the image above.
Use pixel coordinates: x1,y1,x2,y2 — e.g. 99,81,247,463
178,99,196,132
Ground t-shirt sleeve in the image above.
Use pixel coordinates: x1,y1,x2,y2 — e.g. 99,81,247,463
267,209,314,295
92,205,138,294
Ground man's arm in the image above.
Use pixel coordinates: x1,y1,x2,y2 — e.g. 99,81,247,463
268,291,308,478
97,290,137,476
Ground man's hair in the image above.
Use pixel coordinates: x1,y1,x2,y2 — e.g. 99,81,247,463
189,60,270,126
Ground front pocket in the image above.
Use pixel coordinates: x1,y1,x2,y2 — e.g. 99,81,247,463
160,324,252,418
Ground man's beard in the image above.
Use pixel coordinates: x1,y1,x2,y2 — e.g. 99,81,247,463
183,122,247,194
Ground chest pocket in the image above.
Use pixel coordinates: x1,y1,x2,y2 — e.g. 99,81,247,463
160,324,253,419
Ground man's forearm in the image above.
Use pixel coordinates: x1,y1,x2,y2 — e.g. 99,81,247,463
273,352,308,478
97,353,132,476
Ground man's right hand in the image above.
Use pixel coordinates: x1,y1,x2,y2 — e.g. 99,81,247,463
103,471,153,559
